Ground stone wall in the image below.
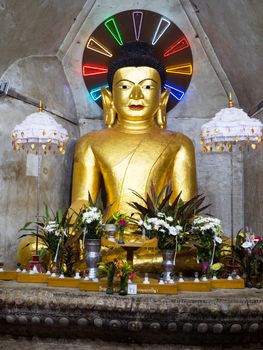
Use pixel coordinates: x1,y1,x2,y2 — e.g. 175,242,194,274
244,108,263,234
0,58,79,268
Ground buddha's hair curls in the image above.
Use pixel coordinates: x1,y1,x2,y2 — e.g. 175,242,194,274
107,41,166,91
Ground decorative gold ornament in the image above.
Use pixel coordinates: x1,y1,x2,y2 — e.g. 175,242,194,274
228,93,233,108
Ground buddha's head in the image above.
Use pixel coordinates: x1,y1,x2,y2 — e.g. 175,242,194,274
101,42,170,129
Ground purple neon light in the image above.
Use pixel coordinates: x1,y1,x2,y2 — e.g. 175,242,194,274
132,11,143,41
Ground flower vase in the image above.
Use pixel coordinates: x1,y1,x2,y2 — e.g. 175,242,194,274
161,249,175,283
118,228,125,244
85,239,101,280
202,261,209,275
105,224,117,242
119,276,127,295
106,274,114,295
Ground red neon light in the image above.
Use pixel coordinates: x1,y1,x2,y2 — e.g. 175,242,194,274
163,36,189,57
83,64,108,76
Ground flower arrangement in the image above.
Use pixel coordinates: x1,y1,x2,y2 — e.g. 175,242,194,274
98,261,116,294
98,259,133,295
114,259,133,279
191,216,223,267
129,182,209,251
80,205,104,241
114,259,133,295
106,212,129,244
67,192,109,248
210,262,224,277
233,228,263,286
19,205,75,273
137,213,183,250
98,261,116,276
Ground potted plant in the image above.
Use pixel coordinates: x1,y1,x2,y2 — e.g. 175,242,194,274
230,229,263,287
210,262,225,279
98,261,116,294
106,212,129,244
19,205,75,274
129,182,209,281
191,216,223,275
114,259,133,295
67,192,109,280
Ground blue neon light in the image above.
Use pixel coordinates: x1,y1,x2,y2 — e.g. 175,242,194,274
90,84,109,101
164,83,185,101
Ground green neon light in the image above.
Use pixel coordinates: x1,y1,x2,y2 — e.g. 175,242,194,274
104,17,123,46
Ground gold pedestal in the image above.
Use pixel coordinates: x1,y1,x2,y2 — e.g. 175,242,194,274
16,273,49,283
211,278,245,289
47,277,81,288
0,271,17,280
177,281,211,292
102,237,158,265
137,282,178,294
79,280,101,292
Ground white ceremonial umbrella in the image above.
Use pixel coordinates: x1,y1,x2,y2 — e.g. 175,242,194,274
12,101,69,272
200,95,263,257
200,95,262,152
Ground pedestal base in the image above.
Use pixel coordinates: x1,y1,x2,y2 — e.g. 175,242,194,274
0,281,261,346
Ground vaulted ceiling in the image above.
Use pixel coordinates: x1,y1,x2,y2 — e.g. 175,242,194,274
0,0,262,115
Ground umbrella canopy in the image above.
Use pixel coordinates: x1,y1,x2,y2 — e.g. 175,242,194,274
200,99,262,152
12,110,69,154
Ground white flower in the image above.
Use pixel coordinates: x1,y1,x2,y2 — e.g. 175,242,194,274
166,216,173,222
169,226,178,236
45,221,58,232
215,236,222,244
148,217,158,224
82,208,101,224
176,225,183,232
144,223,152,230
157,212,165,218
242,241,253,249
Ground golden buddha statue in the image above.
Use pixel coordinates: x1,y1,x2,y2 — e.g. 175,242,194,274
17,42,198,273
71,42,197,222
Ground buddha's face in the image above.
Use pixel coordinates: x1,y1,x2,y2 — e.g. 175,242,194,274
112,66,162,122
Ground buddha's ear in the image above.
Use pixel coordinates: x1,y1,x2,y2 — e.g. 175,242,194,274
101,87,116,128
160,88,170,108
156,88,170,128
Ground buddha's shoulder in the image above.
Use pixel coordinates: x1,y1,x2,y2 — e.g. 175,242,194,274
76,128,111,146
159,129,194,146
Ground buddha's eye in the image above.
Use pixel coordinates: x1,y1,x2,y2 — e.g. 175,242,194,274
142,85,155,89
118,84,130,89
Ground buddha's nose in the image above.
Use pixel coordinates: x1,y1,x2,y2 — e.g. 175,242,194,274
129,85,144,99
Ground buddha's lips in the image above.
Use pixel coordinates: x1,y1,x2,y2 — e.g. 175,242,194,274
129,104,144,110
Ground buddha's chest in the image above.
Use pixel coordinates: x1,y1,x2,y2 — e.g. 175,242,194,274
93,135,176,176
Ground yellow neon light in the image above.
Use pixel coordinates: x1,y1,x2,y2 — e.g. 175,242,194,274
87,37,113,58
166,64,192,75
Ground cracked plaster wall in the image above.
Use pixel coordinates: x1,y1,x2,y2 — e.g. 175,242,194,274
244,109,263,234
0,54,79,267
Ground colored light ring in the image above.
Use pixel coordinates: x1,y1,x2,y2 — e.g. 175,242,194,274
82,9,193,112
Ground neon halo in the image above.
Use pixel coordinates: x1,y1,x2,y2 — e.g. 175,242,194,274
82,9,193,112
